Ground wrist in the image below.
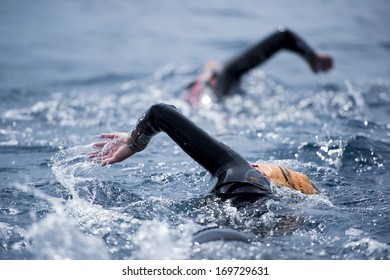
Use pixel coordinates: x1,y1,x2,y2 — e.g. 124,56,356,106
308,53,319,72
127,133,143,153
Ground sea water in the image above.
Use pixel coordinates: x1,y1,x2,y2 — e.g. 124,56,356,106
0,0,389,260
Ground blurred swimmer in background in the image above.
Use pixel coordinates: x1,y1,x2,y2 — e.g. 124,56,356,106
181,28,333,108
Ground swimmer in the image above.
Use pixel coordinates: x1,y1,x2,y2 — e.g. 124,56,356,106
181,28,333,107
88,103,318,203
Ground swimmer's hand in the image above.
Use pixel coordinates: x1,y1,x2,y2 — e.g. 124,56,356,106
309,53,333,73
87,133,134,166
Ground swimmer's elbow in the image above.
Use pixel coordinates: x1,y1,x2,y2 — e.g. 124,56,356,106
149,103,177,114
277,27,295,38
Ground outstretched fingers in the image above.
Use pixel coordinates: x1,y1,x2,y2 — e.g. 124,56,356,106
94,153,119,166
100,157,115,167
99,133,121,139
87,132,131,166
87,150,102,158
92,141,109,148
88,153,112,165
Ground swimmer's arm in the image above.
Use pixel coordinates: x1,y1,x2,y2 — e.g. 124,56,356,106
88,103,239,176
221,28,333,80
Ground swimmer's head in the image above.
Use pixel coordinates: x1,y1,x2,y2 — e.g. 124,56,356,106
253,164,318,195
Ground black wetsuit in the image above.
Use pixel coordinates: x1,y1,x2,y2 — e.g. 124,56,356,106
129,103,272,201
211,28,317,97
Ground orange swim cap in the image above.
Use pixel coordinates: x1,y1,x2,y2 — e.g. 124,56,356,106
253,164,318,195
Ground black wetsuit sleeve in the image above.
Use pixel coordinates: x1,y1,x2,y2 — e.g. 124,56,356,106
217,28,316,95
130,103,247,176
130,103,272,199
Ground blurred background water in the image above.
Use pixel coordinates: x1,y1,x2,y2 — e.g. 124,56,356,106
0,0,389,260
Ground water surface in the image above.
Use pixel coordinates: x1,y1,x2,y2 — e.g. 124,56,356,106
0,0,389,260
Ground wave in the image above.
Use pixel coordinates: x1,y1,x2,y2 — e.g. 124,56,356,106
0,145,59,154
340,135,390,176
52,72,144,87
298,134,389,175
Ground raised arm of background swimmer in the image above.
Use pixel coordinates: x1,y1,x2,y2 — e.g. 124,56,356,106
217,28,333,93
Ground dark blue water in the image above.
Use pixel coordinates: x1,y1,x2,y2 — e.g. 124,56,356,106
1,0,389,260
